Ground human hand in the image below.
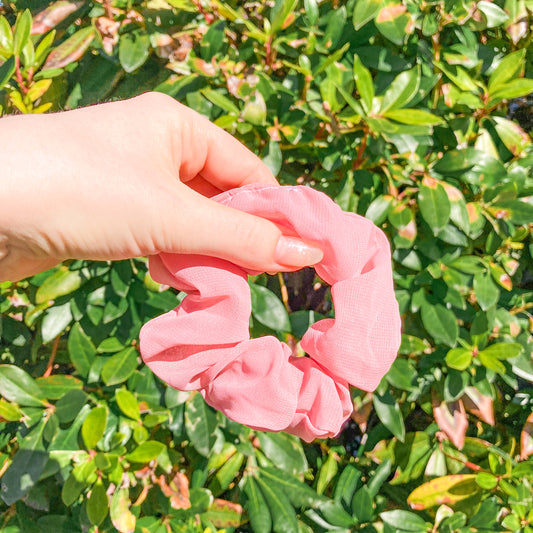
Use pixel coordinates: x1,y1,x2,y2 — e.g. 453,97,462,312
0,92,323,282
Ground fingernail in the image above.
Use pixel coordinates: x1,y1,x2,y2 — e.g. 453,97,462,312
275,236,323,267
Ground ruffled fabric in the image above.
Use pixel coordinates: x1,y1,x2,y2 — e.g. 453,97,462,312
139,184,401,442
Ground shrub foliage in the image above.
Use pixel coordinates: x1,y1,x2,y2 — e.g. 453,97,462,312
0,0,532,532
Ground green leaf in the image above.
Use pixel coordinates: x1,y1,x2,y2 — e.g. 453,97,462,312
477,1,508,28
365,195,393,224
244,476,272,533
262,139,283,176
353,0,381,29
205,498,244,528
446,348,473,371
101,347,138,386
185,392,217,457
316,451,338,495
36,268,80,305
478,351,506,374
366,459,392,499
0,398,23,422
125,440,165,463
318,500,355,527
303,0,319,26
380,66,420,112
0,56,16,87
333,464,361,507
41,302,72,343
250,283,291,332
407,474,479,510
119,29,150,73
0,365,46,407
259,467,326,508
373,390,405,441
383,108,443,125
257,431,307,475
87,479,108,526
488,49,525,93
35,374,82,400
418,180,451,233
68,323,96,378
1,420,48,505
380,510,429,532
110,488,136,533
352,486,373,523
421,301,458,347
115,388,140,420
256,476,299,533
475,471,498,489
44,26,94,69
55,389,87,424
13,9,31,57
493,117,530,156
270,0,298,34
82,406,107,449
480,343,522,360
201,88,239,114
489,200,533,225
375,4,412,46
353,54,374,112
473,271,499,311
490,79,533,102
0,15,13,53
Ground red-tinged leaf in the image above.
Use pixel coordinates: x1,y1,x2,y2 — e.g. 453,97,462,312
44,26,94,69
110,488,136,533
462,387,495,426
206,499,244,528
520,412,533,460
432,392,468,450
158,472,190,509
31,1,83,35
407,474,479,510
489,264,512,291
375,4,413,46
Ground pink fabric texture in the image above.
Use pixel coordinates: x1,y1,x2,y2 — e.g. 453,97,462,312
139,184,401,442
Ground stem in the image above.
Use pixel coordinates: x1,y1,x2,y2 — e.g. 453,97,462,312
277,273,291,314
43,336,60,378
352,131,368,170
14,56,28,94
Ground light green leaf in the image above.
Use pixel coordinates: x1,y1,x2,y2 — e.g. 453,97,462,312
0,15,13,53
480,343,522,360
44,26,94,69
125,440,165,463
446,348,473,371
257,431,307,475
36,268,81,304
201,88,240,114
13,9,31,57
82,406,107,449
490,79,533,102
110,488,136,533
353,0,381,30
375,3,412,46
119,29,150,73
383,108,443,125
270,0,298,34
477,1,508,28
87,479,108,526
473,271,499,311
41,302,72,343
488,49,525,93
115,388,140,420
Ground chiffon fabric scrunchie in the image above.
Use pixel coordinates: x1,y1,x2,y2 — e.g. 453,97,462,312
139,184,401,442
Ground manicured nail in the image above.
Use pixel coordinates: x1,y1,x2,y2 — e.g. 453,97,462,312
275,236,323,267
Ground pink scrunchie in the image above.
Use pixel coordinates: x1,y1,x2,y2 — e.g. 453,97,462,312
139,185,401,442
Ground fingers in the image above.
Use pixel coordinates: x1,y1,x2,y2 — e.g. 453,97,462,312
160,186,323,272
164,95,278,190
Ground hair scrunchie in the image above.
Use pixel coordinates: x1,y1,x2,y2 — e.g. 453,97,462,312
139,185,401,442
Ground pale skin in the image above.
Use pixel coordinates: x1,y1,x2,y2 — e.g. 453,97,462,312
0,91,323,282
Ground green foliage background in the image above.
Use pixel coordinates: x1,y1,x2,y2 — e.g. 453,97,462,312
1,0,533,532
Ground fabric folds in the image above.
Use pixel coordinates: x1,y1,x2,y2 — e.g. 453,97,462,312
139,184,401,442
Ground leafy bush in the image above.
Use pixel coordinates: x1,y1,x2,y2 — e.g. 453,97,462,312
1,0,533,532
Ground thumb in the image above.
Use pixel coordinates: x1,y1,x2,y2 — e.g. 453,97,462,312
161,187,323,272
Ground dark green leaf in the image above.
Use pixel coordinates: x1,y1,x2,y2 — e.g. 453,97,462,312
473,271,499,311
353,0,381,30
257,431,307,475
244,476,272,533
256,476,299,533
353,54,374,112
68,323,96,378
420,301,458,346
418,180,451,234
250,283,291,332
184,392,217,457
352,486,373,523
380,510,428,532
86,479,108,526
373,390,405,441
380,66,420,112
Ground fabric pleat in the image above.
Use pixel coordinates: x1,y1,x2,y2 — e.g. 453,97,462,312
139,184,401,442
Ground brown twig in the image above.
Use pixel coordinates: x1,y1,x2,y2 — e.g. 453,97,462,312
353,131,368,170
43,336,60,378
